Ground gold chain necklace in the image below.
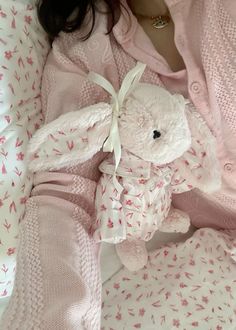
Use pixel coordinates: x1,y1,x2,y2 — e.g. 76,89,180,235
135,10,171,29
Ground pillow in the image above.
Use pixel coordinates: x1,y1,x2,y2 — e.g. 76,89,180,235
0,0,50,297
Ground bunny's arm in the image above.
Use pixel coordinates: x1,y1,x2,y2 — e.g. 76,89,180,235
170,167,194,194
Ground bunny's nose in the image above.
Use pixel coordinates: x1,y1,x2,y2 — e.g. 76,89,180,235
153,130,161,139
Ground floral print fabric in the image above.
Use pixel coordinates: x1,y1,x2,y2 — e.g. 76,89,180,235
102,228,236,329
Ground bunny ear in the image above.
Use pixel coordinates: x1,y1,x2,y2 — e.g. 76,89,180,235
172,103,221,193
27,103,112,172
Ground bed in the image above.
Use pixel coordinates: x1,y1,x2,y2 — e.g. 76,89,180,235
1,1,236,328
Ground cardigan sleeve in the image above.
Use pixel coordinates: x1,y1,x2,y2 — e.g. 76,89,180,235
0,191,101,330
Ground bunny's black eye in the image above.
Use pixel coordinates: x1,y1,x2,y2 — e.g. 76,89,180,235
153,130,161,139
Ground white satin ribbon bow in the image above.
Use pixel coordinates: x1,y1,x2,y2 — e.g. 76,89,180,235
88,62,146,194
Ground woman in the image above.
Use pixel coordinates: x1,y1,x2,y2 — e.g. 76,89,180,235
1,0,236,328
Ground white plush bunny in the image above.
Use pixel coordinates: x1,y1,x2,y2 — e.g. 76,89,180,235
28,63,221,271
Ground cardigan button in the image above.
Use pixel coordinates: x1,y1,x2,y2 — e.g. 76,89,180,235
190,81,202,94
224,163,233,172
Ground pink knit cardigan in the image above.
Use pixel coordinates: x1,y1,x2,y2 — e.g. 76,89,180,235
1,0,236,328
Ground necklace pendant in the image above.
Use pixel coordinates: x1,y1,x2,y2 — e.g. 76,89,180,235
152,15,170,29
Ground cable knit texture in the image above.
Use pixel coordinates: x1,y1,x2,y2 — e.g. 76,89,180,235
1,0,236,328
1,200,43,329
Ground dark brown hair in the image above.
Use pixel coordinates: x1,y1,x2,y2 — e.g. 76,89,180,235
37,0,121,39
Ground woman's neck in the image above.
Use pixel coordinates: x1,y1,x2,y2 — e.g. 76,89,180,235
127,0,168,17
